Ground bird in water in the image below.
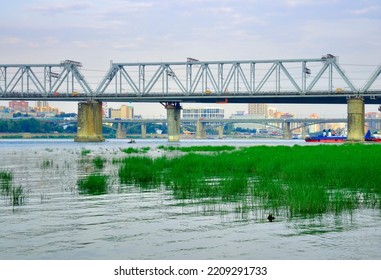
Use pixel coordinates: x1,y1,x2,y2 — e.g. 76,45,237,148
267,213,275,222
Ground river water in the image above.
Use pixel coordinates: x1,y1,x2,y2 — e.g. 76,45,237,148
0,138,380,260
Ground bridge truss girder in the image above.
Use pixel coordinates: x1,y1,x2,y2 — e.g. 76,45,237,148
0,60,93,98
96,57,359,97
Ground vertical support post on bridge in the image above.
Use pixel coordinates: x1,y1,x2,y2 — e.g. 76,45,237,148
141,124,147,139
75,100,104,142
196,119,207,139
301,125,308,139
218,124,224,139
116,122,126,139
283,121,292,140
347,97,364,142
163,102,182,142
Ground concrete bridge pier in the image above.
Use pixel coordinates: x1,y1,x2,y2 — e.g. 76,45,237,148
163,102,182,142
196,119,207,139
347,97,364,142
218,125,224,139
141,124,147,139
116,123,126,139
283,121,292,140
75,100,105,142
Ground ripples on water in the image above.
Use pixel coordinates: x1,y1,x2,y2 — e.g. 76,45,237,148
0,139,380,260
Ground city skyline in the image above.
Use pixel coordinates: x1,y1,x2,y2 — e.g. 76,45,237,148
1,0,381,117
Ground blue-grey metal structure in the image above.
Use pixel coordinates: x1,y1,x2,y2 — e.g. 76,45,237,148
0,60,92,100
1,55,381,104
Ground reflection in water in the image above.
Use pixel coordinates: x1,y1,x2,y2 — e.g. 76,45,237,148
0,139,380,260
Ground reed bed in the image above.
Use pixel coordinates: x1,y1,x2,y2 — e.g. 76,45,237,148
121,147,150,154
157,145,236,153
1,170,28,206
77,173,109,195
118,144,381,217
81,149,91,156
92,156,106,169
0,170,13,195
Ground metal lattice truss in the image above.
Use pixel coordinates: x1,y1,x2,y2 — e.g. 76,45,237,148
0,60,92,98
96,56,381,97
1,56,381,101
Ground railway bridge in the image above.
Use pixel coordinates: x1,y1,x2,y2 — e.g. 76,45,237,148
1,55,381,141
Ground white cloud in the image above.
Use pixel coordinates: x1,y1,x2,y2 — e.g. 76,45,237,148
350,5,379,15
286,0,335,6
28,1,92,14
1,37,23,45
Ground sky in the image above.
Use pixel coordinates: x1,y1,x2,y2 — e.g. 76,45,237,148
1,0,381,118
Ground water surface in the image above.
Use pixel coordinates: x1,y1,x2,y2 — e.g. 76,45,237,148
0,139,380,259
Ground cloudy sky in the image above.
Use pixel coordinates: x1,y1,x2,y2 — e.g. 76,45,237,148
1,0,381,117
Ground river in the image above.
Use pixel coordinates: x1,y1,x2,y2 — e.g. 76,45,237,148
0,139,380,260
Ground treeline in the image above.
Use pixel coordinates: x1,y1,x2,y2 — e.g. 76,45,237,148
0,119,66,133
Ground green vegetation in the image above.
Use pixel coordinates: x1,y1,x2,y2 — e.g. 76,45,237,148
1,170,28,206
92,156,106,169
77,173,109,195
118,156,164,189
157,145,236,153
118,144,381,218
41,159,54,168
0,171,13,195
0,118,64,133
121,147,150,154
81,149,91,156
10,185,27,206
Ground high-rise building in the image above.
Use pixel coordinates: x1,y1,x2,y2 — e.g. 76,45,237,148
108,105,134,119
9,101,29,112
34,100,59,114
120,105,134,119
365,112,381,131
35,101,49,108
248,103,268,117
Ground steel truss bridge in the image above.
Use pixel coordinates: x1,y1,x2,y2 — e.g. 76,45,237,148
1,56,381,104
24,116,381,131
105,117,381,130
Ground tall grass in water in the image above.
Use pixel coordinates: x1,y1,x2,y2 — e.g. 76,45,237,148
121,147,150,154
1,171,13,195
10,185,27,206
118,156,164,189
118,144,381,217
158,145,236,153
77,173,109,195
93,156,106,169
81,149,91,156
1,170,28,206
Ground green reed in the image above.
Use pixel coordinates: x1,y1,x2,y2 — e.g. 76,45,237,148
1,170,28,206
118,156,164,189
0,170,13,195
121,147,150,154
158,145,236,153
10,185,27,206
41,159,54,168
92,156,106,169
117,144,381,217
81,149,91,156
77,173,109,195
